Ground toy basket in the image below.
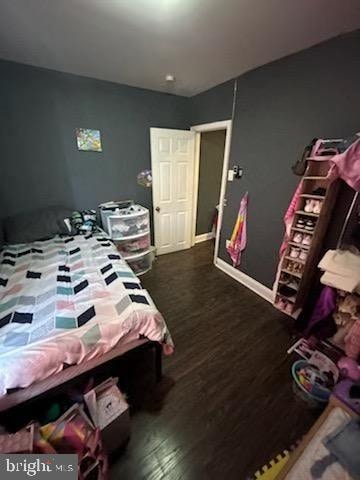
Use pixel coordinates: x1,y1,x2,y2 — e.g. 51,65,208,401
291,360,332,408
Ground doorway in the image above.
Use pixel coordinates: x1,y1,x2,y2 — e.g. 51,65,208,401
191,121,232,263
193,129,226,243
150,121,232,262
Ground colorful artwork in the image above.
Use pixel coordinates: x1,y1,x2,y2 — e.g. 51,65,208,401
137,170,152,187
76,128,102,152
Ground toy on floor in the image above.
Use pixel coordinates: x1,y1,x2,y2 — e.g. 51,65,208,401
333,379,360,415
292,356,338,406
337,356,360,381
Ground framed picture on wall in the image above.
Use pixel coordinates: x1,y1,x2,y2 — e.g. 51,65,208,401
76,128,102,152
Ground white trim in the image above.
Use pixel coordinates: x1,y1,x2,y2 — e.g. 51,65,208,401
190,120,232,263
191,120,232,132
190,131,201,247
215,258,275,303
195,232,214,244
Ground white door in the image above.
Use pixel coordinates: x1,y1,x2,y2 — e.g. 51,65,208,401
150,128,195,255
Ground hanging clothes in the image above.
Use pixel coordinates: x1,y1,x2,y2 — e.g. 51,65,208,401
303,286,337,339
227,192,248,267
328,136,360,191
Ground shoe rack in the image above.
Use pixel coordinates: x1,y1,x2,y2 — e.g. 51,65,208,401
275,158,340,316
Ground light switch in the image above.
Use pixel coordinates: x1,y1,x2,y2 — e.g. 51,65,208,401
227,169,234,181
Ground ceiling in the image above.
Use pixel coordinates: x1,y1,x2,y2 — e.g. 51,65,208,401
0,0,360,97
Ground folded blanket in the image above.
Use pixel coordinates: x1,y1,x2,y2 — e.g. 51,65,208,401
319,250,360,294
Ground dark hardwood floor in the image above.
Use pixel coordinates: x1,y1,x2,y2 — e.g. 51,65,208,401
111,241,318,480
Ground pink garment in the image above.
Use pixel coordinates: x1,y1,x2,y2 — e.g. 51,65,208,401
279,181,303,257
227,192,248,267
329,137,360,191
345,318,360,360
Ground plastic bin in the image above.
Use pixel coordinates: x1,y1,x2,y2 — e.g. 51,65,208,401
126,250,153,276
291,360,330,408
115,233,151,258
110,213,149,240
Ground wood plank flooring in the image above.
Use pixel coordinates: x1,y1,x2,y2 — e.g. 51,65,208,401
111,241,318,480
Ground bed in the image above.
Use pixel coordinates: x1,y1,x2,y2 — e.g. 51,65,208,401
0,230,173,409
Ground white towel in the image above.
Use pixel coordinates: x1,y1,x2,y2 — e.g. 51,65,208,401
318,249,360,293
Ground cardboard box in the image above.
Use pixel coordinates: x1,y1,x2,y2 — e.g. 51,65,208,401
0,425,34,453
84,378,130,455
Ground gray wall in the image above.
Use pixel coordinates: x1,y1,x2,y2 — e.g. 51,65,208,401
1,30,359,289
0,60,189,218
190,30,360,289
196,130,226,235
189,80,235,126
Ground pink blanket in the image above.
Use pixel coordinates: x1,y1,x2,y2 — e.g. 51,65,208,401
0,233,173,396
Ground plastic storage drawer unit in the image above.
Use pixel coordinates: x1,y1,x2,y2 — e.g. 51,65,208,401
126,251,153,276
99,203,154,275
115,233,151,258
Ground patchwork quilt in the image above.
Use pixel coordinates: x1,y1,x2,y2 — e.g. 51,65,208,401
0,232,173,396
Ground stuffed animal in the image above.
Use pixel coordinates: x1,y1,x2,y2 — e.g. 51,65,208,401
338,356,360,382
345,318,360,360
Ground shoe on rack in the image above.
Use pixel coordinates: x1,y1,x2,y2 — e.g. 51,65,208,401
304,199,314,213
287,279,299,290
290,247,300,258
293,233,303,243
285,303,293,314
299,250,308,261
302,234,312,246
279,285,295,297
312,187,326,197
293,263,303,274
276,298,286,310
313,200,322,215
296,218,305,229
305,220,315,231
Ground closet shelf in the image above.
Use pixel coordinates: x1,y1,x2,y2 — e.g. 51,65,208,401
295,210,320,218
303,176,328,180
288,241,310,250
278,280,299,291
274,144,340,318
276,293,296,304
291,227,314,235
300,194,325,199
281,268,302,279
285,255,306,265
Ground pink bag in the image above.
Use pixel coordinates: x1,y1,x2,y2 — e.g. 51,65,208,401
37,404,108,480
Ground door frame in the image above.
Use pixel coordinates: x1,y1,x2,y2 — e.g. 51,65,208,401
190,120,232,264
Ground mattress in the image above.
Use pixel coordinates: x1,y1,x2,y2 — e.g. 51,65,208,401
0,231,173,396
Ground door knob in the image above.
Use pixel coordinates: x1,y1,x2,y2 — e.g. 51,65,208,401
155,207,160,212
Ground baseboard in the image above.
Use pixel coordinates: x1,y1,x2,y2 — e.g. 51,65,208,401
195,232,214,244
215,258,275,303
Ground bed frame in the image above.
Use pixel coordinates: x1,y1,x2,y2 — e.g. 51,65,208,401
0,339,162,418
